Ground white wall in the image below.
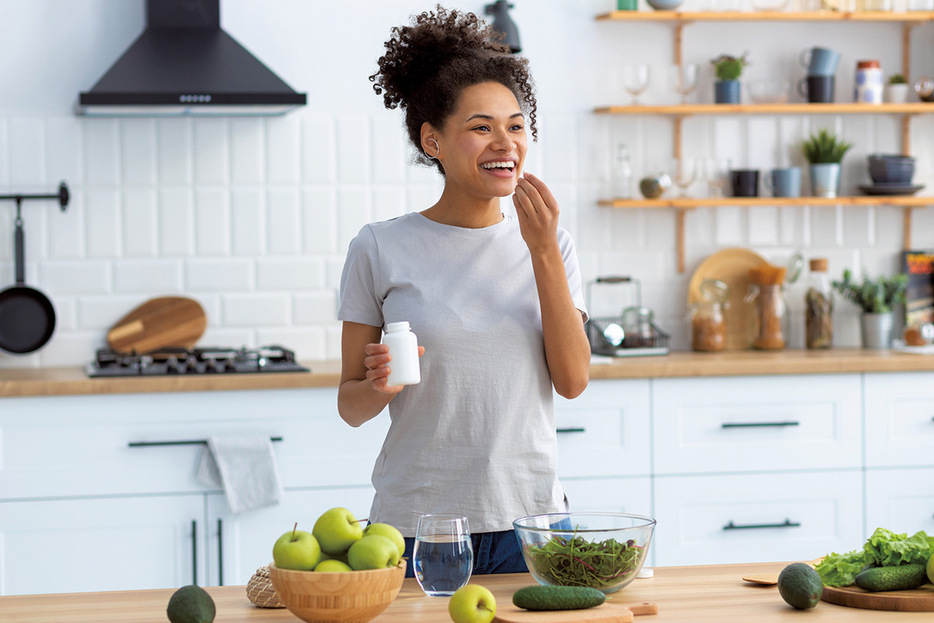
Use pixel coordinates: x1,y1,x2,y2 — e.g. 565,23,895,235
0,0,933,367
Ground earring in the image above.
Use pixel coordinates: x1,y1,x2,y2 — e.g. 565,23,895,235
426,138,440,160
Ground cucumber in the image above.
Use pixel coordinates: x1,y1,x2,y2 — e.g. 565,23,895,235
854,564,927,592
512,585,605,611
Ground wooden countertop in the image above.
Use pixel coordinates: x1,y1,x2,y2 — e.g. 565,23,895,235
4,563,932,622
2,349,934,398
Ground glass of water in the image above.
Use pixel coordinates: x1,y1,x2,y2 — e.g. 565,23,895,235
413,513,473,597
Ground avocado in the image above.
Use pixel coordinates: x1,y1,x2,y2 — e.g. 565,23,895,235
166,585,216,623
512,585,605,611
855,564,927,592
777,563,822,609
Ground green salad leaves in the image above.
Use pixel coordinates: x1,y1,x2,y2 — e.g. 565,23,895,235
815,528,934,587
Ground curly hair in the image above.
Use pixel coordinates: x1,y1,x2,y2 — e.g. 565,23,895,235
369,5,538,174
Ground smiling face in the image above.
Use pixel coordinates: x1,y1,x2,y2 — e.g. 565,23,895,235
425,81,527,202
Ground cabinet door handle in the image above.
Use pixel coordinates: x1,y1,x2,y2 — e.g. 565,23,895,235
191,520,198,585
217,519,224,587
556,427,586,434
128,437,283,447
720,421,799,429
723,518,801,531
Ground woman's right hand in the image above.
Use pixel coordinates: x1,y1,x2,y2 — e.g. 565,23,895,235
364,342,425,394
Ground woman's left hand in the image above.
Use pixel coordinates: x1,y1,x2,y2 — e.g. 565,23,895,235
513,172,559,254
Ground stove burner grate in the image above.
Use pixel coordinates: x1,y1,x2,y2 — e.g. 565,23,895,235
86,345,310,377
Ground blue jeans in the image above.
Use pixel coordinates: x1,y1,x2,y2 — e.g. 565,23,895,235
402,530,528,578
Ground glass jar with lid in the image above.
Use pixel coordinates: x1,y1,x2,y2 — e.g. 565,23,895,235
621,306,655,347
688,279,729,352
805,258,833,349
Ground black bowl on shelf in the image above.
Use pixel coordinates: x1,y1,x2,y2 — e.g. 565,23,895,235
868,154,915,185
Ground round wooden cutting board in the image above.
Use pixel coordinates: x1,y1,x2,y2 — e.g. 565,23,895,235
821,583,934,612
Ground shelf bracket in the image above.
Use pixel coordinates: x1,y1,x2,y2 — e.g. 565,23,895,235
677,208,686,274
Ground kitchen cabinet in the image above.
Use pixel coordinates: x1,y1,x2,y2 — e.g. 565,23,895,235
595,10,934,272
863,371,934,468
865,467,934,536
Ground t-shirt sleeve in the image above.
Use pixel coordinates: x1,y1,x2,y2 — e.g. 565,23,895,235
558,228,588,323
338,226,384,327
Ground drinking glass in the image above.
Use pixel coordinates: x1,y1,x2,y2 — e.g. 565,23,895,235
671,157,698,197
703,157,732,198
413,513,473,597
671,64,699,104
622,64,651,105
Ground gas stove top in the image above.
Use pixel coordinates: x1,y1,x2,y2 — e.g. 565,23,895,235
85,345,310,377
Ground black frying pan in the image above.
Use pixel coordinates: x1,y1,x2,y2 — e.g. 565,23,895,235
0,215,56,353
0,183,69,354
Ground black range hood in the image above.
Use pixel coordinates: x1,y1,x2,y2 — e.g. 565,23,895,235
77,0,306,116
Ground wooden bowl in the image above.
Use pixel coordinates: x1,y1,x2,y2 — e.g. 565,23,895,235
268,561,406,623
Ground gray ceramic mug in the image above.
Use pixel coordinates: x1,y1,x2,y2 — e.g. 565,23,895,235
800,47,840,76
765,167,802,198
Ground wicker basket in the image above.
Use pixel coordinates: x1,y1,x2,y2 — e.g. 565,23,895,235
246,565,286,608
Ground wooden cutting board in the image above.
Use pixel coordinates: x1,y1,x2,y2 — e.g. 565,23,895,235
821,583,934,612
492,601,657,623
107,296,207,354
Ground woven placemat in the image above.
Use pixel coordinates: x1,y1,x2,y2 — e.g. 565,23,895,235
246,565,285,608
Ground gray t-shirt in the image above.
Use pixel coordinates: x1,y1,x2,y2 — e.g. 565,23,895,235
338,212,586,536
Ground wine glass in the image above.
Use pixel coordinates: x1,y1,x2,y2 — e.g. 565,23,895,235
622,64,651,105
703,157,732,198
671,158,698,197
413,514,473,597
671,63,699,104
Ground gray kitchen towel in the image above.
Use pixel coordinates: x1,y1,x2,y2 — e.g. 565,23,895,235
197,434,283,514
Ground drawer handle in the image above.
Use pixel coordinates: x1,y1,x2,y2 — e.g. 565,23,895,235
556,427,586,434
128,437,283,447
721,421,799,429
723,518,801,531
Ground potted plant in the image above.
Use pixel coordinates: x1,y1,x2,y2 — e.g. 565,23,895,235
885,73,910,104
711,53,748,104
832,269,908,349
800,129,852,198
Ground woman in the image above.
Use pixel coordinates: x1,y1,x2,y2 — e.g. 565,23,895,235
337,5,591,576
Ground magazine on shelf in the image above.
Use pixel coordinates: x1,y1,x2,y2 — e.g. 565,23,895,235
902,250,934,328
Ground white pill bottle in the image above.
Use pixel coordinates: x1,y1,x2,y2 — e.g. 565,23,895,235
382,321,421,386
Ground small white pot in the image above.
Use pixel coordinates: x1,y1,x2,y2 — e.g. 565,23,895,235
885,83,910,104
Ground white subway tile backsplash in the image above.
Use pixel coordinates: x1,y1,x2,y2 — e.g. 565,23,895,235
52,297,77,332
541,112,577,184
842,205,872,247
336,116,370,184
84,119,120,186
0,119,9,187
46,116,83,186
230,118,265,184
185,258,253,292
194,188,230,256
120,119,157,186
302,116,336,185
157,118,193,185
266,188,301,255
10,117,47,186
36,332,104,367
161,188,196,257
113,260,183,294
747,205,779,246
222,293,290,326
302,187,337,254
85,189,121,258
193,118,230,185
257,258,324,291
293,291,339,324
370,118,406,184
714,206,745,246
911,208,934,249
40,260,110,294
266,116,301,185
337,187,370,252
811,204,843,247
257,327,326,360
371,185,405,223
231,188,265,255
122,188,158,257
78,295,151,331
325,324,342,360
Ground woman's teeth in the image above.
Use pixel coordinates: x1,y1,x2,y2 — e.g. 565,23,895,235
481,161,514,170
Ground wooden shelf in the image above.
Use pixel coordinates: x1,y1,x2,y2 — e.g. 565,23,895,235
595,103,934,115
596,10,934,22
598,195,933,208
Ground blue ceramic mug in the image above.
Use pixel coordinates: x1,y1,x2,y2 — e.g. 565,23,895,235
765,167,802,198
800,47,840,77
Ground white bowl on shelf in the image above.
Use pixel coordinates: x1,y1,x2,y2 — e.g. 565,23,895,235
748,80,791,104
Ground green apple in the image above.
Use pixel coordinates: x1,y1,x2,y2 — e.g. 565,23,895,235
362,523,405,558
272,523,321,571
313,507,364,556
448,584,496,623
314,559,353,572
347,534,401,570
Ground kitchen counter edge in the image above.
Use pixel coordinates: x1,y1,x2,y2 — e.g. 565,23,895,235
2,349,934,397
